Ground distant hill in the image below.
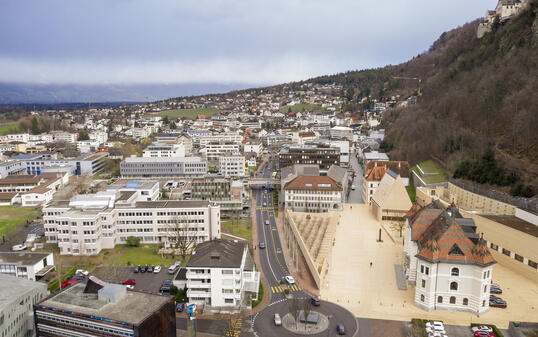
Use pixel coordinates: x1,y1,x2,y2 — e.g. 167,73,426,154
0,82,257,104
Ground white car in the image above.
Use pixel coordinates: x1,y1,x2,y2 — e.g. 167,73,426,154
351,185,356,190
75,269,89,276
125,284,134,290
285,276,295,284
472,326,493,333
12,244,27,251
274,313,282,326
154,266,161,273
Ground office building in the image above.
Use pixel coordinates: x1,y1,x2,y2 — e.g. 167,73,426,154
218,154,245,178
284,175,343,212
279,144,340,172
120,156,207,178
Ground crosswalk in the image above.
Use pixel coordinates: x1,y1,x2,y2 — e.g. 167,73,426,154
271,284,301,293
256,206,275,210
224,317,242,337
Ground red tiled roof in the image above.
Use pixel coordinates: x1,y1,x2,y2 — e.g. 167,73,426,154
284,175,342,191
365,160,410,178
364,166,387,182
410,209,443,241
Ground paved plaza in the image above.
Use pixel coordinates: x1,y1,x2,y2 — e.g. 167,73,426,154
321,204,538,329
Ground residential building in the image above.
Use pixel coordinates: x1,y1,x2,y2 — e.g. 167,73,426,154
243,142,262,156
0,252,55,281
199,133,243,147
0,275,48,337
191,177,244,212
403,202,496,314
328,126,353,141
363,161,410,204
120,156,207,178
186,240,260,313
284,175,343,212
43,191,221,255
89,131,108,145
362,150,389,165
142,142,185,158
371,170,412,223
279,144,340,173
35,277,176,337
201,142,241,162
77,139,100,153
218,154,245,178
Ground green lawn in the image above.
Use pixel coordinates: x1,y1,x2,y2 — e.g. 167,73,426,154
0,123,20,135
105,245,175,267
413,160,447,184
0,206,40,237
221,219,252,241
143,108,221,120
279,103,323,113
406,185,416,202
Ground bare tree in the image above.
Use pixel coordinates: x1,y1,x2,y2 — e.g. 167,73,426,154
169,215,198,261
302,297,312,331
289,297,302,329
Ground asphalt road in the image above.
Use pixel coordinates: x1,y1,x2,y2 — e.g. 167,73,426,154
347,153,364,204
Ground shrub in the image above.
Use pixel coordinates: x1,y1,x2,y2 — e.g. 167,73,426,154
126,236,141,247
284,288,290,295
48,280,59,293
252,283,264,308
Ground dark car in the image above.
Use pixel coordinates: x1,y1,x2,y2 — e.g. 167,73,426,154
490,287,502,294
176,302,185,312
147,265,154,273
133,266,140,273
140,266,147,273
490,298,507,308
160,285,171,293
337,324,345,335
162,279,172,285
311,297,320,306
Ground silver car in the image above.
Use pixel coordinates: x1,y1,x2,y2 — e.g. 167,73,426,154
274,313,281,326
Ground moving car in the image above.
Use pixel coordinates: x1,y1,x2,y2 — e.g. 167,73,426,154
259,242,265,249
274,313,282,326
311,297,320,306
472,326,493,333
265,220,270,225
176,302,185,312
122,279,136,285
285,275,295,284
337,324,345,335
11,244,27,251
154,266,161,273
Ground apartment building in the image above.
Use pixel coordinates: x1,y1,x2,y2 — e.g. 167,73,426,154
0,275,48,337
284,175,343,212
142,142,185,158
22,152,108,176
243,142,262,155
218,154,245,178
106,179,160,201
186,240,260,313
43,191,221,255
191,177,244,212
0,160,26,178
279,144,340,172
0,172,69,206
120,156,207,178
201,142,241,162
35,277,176,337
0,252,55,281
199,133,243,147
404,203,496,314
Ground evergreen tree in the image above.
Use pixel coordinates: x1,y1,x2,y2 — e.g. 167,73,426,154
31,117,40,135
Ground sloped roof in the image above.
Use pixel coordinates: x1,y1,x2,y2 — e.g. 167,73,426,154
364,166,386,182
371,172,412,210
284,175,342,191
365,160,410,178
187,240,246,268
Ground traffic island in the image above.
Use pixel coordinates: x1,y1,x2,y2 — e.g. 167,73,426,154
282,311,329,335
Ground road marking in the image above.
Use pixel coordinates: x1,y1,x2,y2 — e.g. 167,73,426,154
276,249,281,254
271,285,302,293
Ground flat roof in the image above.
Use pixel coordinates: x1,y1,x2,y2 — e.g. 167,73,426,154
123,156,203,163
0,252,52,265
38,283,171,325
122,200,210,209
481,215,538,238
108,179,158,190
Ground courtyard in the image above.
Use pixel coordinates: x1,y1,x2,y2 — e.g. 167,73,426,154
320,204,538,329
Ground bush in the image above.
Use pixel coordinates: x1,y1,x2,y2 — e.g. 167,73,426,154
48,280,59,293
126,236,141,247
252,283,264,308
470,323,504,337
284,288,290,295
410,319,427,337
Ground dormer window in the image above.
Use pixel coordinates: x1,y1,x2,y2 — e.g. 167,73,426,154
448,244,464,256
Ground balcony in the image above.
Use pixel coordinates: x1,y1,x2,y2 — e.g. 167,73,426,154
186,272,208,279
188,282,211,289
187,290,211,297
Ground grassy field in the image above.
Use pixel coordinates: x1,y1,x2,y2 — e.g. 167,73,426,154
0,206,40,237
279,103,323,113
143,108,221,120
412,160,447,184
221,219,252,241
0,122,20,135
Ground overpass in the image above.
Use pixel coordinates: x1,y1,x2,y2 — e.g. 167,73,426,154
247,178,280,189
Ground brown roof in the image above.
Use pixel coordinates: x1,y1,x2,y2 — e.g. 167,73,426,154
364,166,386,182
0,192,17,201
299,132,316,138
365,161,410,178
0,176,41,185
284,175,342,191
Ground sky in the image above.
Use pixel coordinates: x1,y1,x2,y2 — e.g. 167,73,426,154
0,0,496,86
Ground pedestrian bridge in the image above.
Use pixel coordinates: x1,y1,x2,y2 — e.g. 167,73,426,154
247,178,280,189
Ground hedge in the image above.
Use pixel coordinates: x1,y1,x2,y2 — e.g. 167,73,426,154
471,323,504,337
252,283,264,308
411,318,427,337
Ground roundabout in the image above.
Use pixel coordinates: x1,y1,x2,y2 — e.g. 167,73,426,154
253,298,358,337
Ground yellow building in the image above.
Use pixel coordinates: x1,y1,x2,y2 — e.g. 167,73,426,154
371,170,412,223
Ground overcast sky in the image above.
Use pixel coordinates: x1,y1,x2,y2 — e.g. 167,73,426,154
0,0,495,86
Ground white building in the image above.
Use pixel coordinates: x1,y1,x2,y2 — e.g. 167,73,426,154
0,275,48,337
120,156,207,178
0,252,55,281
89,131,108,145
186,240,260,313
283,175,343,212
106,179,160,201
199,133,243,147
43,191,221,255
243,142,262,156
51,131,78,143
201,142,241,161
77,139,100,153
219,154,245,178
142,142,185,158
403,202,496,314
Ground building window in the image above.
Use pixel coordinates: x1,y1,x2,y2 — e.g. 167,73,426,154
484,285,487,293
502,248,511,257
450,296,456,304
437,296,443,303
425,267,429,275
420,294,424,302
451,267,459,276
421,279,426,288
450,282,458,291
515,254,524,263
420,265,424,273
463,298,468,305
490,243,498,251
483,300,486,307
528,260,538,269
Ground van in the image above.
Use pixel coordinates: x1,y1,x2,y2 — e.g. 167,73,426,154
168,264,178,274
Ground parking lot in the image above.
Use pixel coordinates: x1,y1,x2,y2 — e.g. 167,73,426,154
91,265,175,293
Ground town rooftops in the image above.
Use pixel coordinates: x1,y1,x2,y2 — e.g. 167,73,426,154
364,165,387,182
128,200,210,209
38,282,171,326
365,160,410,178
123,156,203,163
0,192,17,201
284,175,342,191
0,252,52,265
187,240,246,269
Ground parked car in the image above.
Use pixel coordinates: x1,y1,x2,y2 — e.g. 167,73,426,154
490,287,502,294
351,185,356,190
176,302,185,312
472,326,493,333
75,269,89,276
168,264,179,274
259,242,266,249
263,202,267,207
61,277,81,288
311,297,320,306
140,266,147,273
133,265,140,273
285,276,295,284
274,313,282,326
147,265,154,273
337,324,345,335
490,298,507,308
11,244,27,251
474,331,494,337
122,279,136,285
154,266,161,273
125,284,134,290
